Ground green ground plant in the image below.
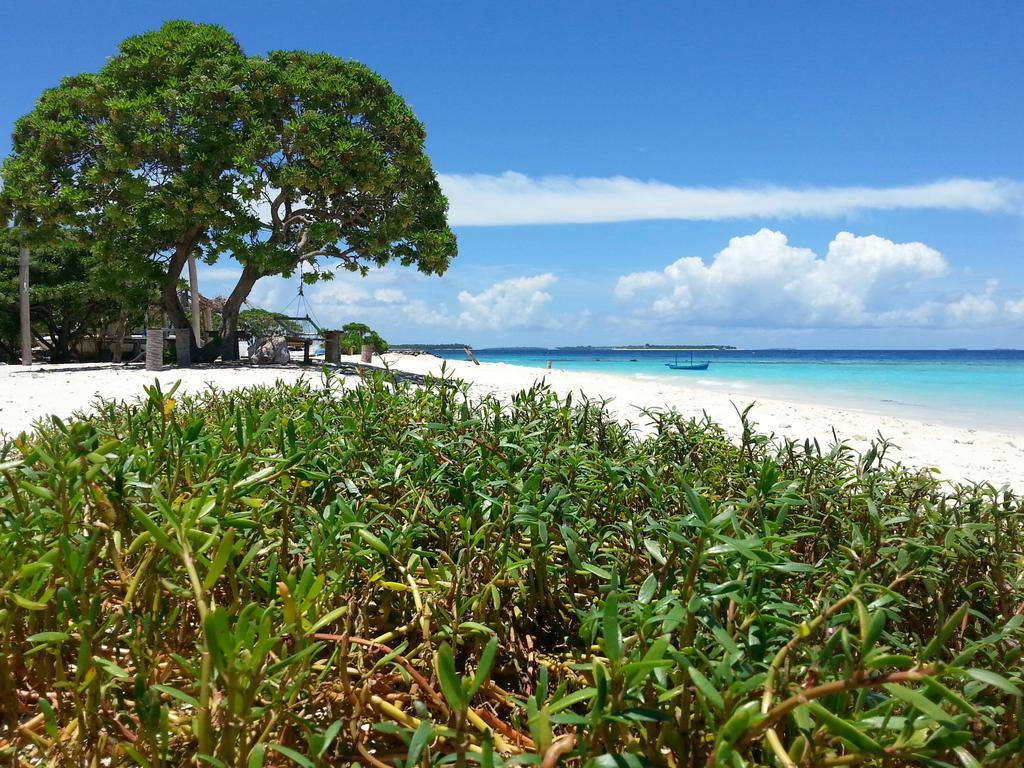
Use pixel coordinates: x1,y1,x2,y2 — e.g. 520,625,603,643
0,370,1021,766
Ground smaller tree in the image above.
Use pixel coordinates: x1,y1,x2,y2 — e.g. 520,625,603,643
237,307,303,340
0,228,154,362
337,322,388,354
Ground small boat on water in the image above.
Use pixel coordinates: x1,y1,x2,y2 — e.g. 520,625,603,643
665,352,710,371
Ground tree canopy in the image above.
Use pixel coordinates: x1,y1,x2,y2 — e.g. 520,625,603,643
1,21,456,361
0,227,154,362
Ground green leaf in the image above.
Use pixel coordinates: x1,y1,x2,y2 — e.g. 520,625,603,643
549,687,598,714
246,744,266,768
806,701,884,755
883,683,957,725
202,527,235,589
710,625,741,657
25,631,71,644
860,607,886,655
10,592,49,611
467,635,499,699
643,538,666,565
922,602,969,661
152,684,201,708
130,508,180,555
580,563,612,580
716,700,760,744
965,668,1021,696
954,746,981,768
637,573,658,604
357,528,391,558
306,604,348,635
406,720,432,768
268,744,315,768
602,593,622,664
318,720,343,758
436,643,467,712
687,666,725,711
92,656,131,680
920,675,977,715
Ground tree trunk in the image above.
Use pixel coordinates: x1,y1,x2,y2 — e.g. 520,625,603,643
161,231,202,357
195,262,262,363
110,312,127,363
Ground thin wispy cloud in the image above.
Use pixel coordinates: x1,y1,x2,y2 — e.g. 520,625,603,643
439,172,1024,226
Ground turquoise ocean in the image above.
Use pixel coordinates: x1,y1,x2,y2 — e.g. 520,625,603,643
427,348,1024,432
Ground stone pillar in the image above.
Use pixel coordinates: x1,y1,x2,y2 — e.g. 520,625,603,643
360,343,373,363
145,329,164,371
175,329,192,366
324,331,341,364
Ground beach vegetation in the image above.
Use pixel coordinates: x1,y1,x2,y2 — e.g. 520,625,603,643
335,322,389,354
1,371,1021,766
0,21,456,364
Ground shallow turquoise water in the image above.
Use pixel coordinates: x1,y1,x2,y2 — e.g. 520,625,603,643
430,348,1024,431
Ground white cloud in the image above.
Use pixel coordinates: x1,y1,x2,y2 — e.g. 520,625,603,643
403,299,453,326
456,273,559,330
373,288,407,304
614,229,985,328
196,266,243,283
388,275,584,332
1005,297,1024,320
310,282,369,305
438,172,1024,226
945,280,1000,325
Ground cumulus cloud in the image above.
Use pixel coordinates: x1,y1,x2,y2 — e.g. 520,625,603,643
403,299,452,326
613,228,1005,328
438,172,1024,226
457,274,559,330
300,272,574,332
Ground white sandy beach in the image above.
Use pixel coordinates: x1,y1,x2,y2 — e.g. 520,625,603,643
1,354,1021,488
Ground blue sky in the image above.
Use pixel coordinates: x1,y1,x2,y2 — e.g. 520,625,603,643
2,1,1022,347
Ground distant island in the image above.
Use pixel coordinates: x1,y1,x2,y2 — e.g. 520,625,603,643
392,343,471,351
614,344,737,350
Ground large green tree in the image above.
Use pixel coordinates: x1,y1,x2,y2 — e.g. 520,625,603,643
1,21,456,362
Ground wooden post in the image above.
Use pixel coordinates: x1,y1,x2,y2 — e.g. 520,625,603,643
19,245,31,366
464,347,480,366
187,254,202,347
324,331,341,364
360,343,373,363
145,308,164,371
175,329,192,366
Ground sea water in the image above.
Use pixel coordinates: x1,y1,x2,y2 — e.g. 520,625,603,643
428,348,1024,431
